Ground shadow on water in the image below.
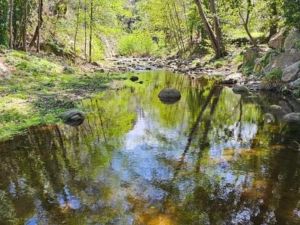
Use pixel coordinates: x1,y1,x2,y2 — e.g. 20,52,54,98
0,71,300,225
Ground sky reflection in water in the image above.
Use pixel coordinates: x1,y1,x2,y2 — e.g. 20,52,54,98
0,71,300,225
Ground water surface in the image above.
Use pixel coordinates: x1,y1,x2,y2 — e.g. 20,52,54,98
1,71,300,225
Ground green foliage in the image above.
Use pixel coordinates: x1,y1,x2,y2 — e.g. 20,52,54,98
118,31,158,56
264,68,283,81
284,0,300,29
0,0,8,46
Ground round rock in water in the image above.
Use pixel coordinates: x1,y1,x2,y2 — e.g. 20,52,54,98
158,88,181,104
61,109,85,127
232,85,249,94
130,76,139,82
283,113,300,124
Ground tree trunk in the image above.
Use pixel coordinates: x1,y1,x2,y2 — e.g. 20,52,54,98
209,0,225,55
74,0,81,57
88,0,93,63
22,0,28,51
239,0,257,47
36,0,43,52
84,0,87,60
9,0,14,49
193,0,225,58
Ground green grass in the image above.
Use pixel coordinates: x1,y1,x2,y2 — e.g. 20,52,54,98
264,68,283,81
0,50,124,140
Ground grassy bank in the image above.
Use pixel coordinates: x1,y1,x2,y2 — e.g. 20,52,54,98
0,50,125,140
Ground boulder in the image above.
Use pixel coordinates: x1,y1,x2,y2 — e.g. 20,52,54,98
232,85,249,94
158,88,181,104
264,113,275,123
130,76,139,82
284,29,300,51
270,105,282,111
289,78,300,89
243,47,259,66
283,113,300,124
0,61,10,77
60,109,85,126
63,66,75,74
282,61,300,82
269,29,287,50
264,50,300,73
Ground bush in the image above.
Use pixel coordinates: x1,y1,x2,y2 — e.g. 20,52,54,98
118,32,158,56
284,0,300,29
264,68,283,81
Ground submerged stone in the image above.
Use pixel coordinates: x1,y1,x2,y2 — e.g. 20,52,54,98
130,76,139,82
232,85,249,94
60,109,85,126
158,88,181,104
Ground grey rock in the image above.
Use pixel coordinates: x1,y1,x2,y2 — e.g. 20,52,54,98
232,85,249,94
290,78,300,89
284,29,300,51
60,109,85,126
264,113,275,123
270,105,282,111
269,28,287,50
265,51,300,73
243,47,259,65
0,61,10,77
158,88,181,104
282,61,300,82
283,113,300,123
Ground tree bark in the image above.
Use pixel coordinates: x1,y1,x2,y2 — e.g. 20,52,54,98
84,0,87,60
74,0,81,56
9,0,14,49
193,0,226,58
36,0,43,52
209,0,225,55
88,0,93,63
238,0,257,47
22,0,28,51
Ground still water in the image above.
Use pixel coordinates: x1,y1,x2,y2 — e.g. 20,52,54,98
0,71,300,225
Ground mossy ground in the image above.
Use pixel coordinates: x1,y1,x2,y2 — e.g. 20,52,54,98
0,50,125,140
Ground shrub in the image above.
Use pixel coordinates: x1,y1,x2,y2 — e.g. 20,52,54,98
264,68,283,81
118,32,158,56
284,0,300,29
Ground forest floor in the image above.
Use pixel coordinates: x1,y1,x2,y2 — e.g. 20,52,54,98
0,50,129,140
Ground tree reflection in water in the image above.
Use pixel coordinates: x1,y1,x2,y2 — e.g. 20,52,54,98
0,71,300,225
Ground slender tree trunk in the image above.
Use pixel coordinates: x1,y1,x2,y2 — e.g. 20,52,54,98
193,0,225,58
239,0,257,47
84,0,87,60
209,0,225,55
9,0,14,49
22,0,28,51
36,0,43,52
74,0,81,56
88,0,93,63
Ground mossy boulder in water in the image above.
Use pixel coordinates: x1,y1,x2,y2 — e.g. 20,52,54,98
60,109,85,126
283,113,300,124
158,88,181,104
232,85,249,94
